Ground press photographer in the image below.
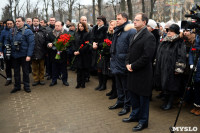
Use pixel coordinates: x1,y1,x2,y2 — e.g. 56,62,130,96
7,16,35,93
0,19,14,85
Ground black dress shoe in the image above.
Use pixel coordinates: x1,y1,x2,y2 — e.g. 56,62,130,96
32,81,40,86
118,108,130,116
108,103,123,110
63,82,69,86
76,84,81,89
132,123,148,132
49,82,57,86
122,117,138,123
5,80,12,86
109,92,117,99
24,88,31,93
81,84,85,88
106,90,113,96
10,88,21,93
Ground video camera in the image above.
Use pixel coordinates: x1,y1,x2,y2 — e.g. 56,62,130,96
181,4,200,35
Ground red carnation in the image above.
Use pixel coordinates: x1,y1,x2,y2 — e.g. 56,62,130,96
192,48,196,51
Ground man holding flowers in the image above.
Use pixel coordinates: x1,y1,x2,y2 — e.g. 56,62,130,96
47,21,70,86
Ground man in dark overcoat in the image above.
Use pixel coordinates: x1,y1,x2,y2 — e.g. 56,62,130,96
123,13,156,132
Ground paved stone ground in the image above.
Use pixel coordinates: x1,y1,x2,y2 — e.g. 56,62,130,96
0,70,199,133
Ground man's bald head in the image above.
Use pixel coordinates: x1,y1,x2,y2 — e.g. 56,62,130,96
55,21,63,31
80,16,87,24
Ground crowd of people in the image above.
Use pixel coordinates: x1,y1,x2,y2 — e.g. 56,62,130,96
0,12,200,132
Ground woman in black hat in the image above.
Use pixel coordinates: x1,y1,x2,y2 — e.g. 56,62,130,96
155,24,186,110
91,15,108,91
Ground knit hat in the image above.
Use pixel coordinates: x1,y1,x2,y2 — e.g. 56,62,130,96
97,15,107,25
147,19,157,29
168,24,180,34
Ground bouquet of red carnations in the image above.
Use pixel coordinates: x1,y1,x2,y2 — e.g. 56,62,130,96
54,34,73,59
97,39,112,63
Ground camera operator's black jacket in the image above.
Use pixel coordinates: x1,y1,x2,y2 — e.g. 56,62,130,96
46,28,68,64
31,25,47,60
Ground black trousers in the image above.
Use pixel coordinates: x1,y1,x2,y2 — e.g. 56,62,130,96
52,62,68,83
115,74,131,109
5,58,12,80
13,57,30,89
77,68,87,85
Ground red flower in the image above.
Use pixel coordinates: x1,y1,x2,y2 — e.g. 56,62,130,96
192,48,197,51
85,41,89,44
80,44,84,49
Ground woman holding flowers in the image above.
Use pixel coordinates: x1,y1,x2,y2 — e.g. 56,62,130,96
92,15,108,91
73,22,91,88
104,20,118,99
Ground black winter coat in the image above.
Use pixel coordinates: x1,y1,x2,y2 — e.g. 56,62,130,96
72,30,92,69
47,29,68,63
91,25,108,68
155,35,186,92
126,28,156,96
31,25,47,59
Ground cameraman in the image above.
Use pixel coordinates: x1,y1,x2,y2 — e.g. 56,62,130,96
7,16,35,93
0,19,14,86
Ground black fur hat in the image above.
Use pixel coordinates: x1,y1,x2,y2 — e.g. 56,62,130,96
168,24,180,34
97,15,107,25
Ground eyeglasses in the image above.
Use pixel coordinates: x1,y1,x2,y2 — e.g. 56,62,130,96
133,19,141,22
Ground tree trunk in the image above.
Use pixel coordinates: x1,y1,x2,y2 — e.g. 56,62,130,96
52,0,55,17
149,0,156,19
142,0,145,13
93,0,96,25
127,0,133,20
98,0,102,15
120,0,126,12
9,0,13,19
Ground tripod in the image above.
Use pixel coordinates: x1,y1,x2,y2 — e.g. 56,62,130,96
169,50,200,133
0,72,6,79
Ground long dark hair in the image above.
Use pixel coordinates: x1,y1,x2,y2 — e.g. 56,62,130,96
76,22,88,32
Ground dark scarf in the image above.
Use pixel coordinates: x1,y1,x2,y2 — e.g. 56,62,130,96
110,21,129,54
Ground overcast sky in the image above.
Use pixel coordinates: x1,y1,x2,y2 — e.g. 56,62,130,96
0,0,92,20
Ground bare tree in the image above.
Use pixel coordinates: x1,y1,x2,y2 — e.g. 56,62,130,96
1,5,11,20
93,0,96,25
98,0,102,15
57,0,64,21
26,0,31,18
8,0,14,19
43,0,50,20
51,0,55,17
141,0,145,13
14,0,20,19
106,0,119,19
120,0,126,12
127,0,133,20
67,0,77,21
17,2,25,16
149,0,156,19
